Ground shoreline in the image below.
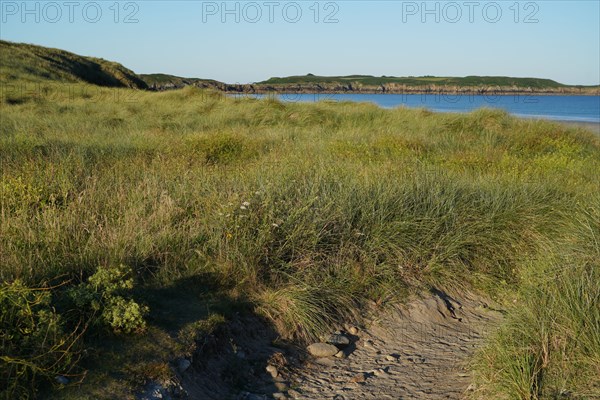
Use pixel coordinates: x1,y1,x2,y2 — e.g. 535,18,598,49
150,81,600,96
243,90,600,96
238,93,600,129
555,120,600,134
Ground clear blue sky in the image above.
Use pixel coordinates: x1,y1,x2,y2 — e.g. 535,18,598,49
1,1,599,85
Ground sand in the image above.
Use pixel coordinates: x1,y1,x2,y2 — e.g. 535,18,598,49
556,121,600,135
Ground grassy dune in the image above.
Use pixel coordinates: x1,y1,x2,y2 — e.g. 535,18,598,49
1,81,599,398
0,41,147,89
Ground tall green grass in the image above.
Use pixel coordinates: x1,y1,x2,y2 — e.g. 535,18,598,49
1,84,599,398
472,198,600,399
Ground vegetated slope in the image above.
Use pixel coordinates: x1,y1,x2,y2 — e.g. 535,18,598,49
140,73,224,90
0,40,147,89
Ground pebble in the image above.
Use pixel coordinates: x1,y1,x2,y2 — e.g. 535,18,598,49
140,382,169,400
314,358,335,367
266,365,278,379
334,350,346,358
274,382,288,391
327,333,350,347
347,326,359,335
385,354,399,362
177,358,191,373
350,372,367,383
362,340,381,354
373,368,388,376
287,389,302,399
307,342,339,357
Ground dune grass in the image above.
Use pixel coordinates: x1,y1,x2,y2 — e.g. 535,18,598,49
0,40,147,89
471,199,600,399
1,84,599,398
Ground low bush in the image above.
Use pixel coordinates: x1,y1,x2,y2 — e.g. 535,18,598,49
0,281,82,399
67,264,148,335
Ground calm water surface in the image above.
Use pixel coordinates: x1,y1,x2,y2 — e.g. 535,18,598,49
246,93,600,123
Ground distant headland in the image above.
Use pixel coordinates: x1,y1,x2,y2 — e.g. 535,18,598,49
1,40,598,96
142,73,600,96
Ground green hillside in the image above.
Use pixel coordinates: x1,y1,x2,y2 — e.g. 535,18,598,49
259,74,572,88
140,73,222,89
0,40,147,89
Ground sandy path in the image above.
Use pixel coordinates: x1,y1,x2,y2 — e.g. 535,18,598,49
282,291,502,400
151,290,502,400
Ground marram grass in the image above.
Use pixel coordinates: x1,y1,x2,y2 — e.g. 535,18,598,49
1,84,599,398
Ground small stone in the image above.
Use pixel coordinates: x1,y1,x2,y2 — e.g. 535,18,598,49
347,326,359,335
350,372,367,383
385,354,399,361
177,358,191,373
363,339,380,352
327,333,350,347
334,350,346,358
274,382,288,391
266,364,278,378
307,342,339,358
55,375,69,385
314,357,335,367
273,393,287,400
287,389,301,399
142,382,167,400
373,368,387,376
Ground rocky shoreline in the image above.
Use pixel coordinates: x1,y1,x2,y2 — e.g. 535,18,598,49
147,81,600,96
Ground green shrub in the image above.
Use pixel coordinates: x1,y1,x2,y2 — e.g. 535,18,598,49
0,280,81,399
68,265,149,334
